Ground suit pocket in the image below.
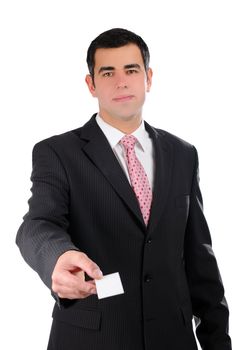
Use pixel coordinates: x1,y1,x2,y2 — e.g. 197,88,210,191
52,306,101,330
175,194,190,209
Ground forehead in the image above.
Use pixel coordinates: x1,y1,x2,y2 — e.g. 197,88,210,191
94,44,144,70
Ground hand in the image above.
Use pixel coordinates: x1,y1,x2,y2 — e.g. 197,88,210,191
51,250,103,299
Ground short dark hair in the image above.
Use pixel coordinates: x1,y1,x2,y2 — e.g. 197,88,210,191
86,28,150,78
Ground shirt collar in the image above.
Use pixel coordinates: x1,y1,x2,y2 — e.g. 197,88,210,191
96,114,148,152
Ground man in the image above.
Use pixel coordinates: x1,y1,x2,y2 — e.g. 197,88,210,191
16,28,231,350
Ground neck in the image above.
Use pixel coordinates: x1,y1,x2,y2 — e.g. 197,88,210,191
99,113,142,134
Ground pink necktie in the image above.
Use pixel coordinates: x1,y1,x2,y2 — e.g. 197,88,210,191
120,135,152,225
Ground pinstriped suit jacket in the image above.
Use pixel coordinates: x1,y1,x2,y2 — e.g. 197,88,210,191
16,114,231,350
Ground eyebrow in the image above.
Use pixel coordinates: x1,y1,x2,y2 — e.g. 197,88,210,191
98,63,141,74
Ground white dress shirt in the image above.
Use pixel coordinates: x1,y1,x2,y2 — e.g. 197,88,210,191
96,114,154,190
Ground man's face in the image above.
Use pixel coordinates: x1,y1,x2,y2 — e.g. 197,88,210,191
86,44,152,124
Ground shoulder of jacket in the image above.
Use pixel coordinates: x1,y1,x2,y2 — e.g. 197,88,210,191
154,127,196,151
33,127,82,150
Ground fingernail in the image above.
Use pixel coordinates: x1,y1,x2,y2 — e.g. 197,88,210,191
93,268,103,278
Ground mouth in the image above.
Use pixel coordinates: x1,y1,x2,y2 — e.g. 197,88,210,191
113,95,134,102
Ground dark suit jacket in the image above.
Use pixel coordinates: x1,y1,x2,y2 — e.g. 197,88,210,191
16,114,231,350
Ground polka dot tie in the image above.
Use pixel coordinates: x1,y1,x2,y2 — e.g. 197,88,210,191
120,135,152,226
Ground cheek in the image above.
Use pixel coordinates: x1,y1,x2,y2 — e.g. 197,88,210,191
96,88,112,105
133,75,147,88
95,80,114,97
134,80,147,98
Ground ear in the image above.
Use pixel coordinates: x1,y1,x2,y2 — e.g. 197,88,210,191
146,68,153,92
85,74,96,97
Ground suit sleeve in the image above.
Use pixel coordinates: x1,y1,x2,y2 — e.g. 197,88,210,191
16,140,78,290
184,147,231,350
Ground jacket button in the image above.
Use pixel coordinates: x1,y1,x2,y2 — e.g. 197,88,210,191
147,238,152,244
144,275,152,283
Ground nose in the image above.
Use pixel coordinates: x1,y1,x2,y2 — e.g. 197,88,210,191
115,71,128,89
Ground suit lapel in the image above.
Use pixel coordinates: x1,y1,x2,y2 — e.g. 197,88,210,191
78,115,174,233
145,122,174,234
79,115,146,228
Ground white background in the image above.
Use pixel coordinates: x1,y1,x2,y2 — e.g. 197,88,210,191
0,0,231,349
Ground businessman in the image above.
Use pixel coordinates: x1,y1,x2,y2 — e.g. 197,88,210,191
16,28,231,350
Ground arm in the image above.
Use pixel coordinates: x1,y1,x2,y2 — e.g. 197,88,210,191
16,140,102,299
185,147,231,350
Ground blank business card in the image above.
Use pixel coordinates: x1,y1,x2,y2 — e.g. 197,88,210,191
95,272,124,299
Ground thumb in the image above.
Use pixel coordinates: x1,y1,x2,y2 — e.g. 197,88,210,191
73,252,103,280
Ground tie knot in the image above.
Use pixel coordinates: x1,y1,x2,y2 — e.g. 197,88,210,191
120,134,137,150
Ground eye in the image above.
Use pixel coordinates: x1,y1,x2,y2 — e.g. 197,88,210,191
126,69,139,75
102,72,114,77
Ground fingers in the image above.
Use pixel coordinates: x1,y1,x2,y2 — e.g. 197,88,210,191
67,252,103,280
54,280,96,299
51,251,102,300
52,270,97,299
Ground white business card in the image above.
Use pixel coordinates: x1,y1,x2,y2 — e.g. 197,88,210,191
95,272,124,299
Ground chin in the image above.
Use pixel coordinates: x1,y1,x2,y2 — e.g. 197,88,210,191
124,114,141,122
114,111,141,121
